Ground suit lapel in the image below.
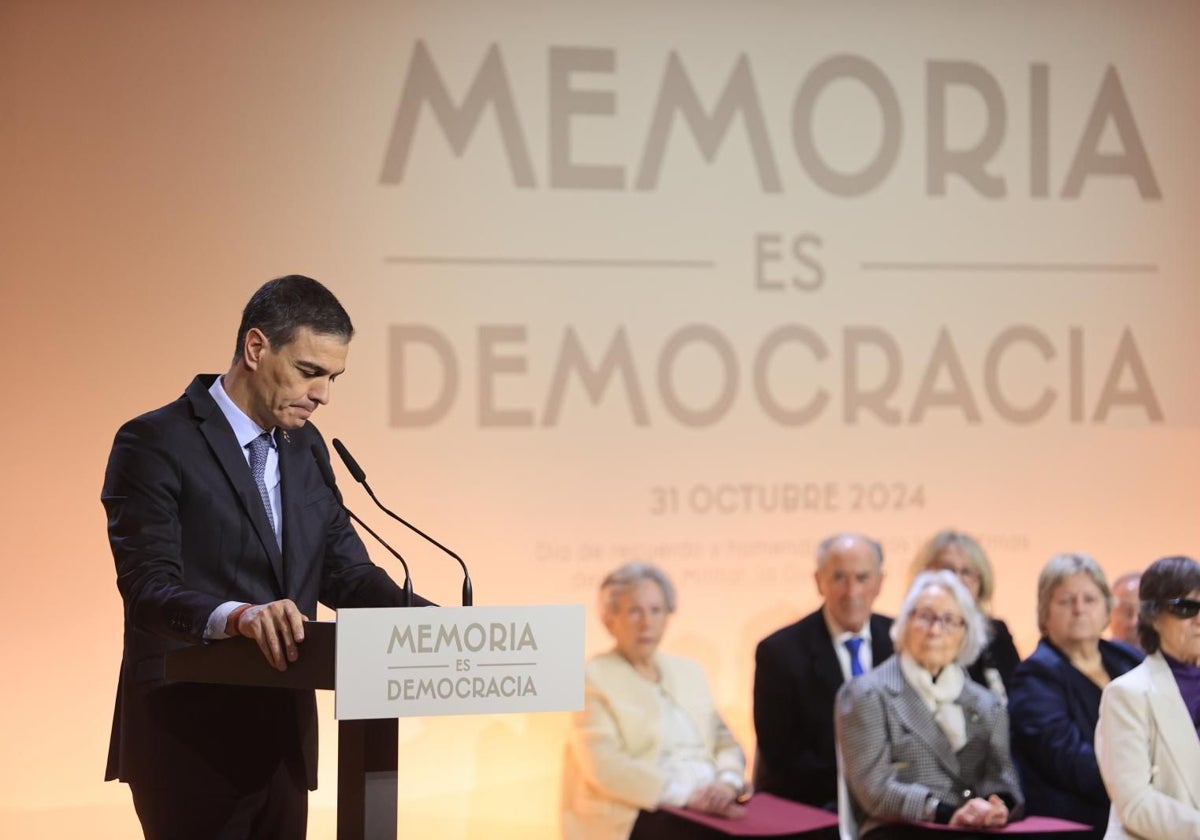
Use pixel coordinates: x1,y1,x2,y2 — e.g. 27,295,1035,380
278,429,305,596
189,379,286,594
1145,654,1200,807
808,618,846,691
883,660,963,780
869,615,893,669
956,687,990,764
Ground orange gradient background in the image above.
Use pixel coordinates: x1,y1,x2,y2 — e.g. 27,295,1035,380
2,1,1198,837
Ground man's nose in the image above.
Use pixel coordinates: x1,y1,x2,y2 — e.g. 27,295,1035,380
311,380,332,405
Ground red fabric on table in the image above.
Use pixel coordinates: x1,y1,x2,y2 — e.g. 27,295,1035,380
659,793,840,836
905,815,1093,834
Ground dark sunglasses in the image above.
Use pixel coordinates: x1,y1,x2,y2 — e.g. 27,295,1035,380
1164,598,1200,619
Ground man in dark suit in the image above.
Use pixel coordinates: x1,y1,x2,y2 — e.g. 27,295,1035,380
102,275,431,839
752,532,892,810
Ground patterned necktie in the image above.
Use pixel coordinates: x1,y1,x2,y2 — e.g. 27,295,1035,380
248,432,278,545
844,636,865,678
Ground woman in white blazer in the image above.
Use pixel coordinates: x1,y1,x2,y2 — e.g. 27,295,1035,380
1096,555,1200,839
562,562,747,840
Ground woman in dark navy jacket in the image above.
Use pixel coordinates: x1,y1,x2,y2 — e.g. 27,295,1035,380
1008,554,1143,839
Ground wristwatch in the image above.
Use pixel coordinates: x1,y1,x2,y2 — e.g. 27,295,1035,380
922,796,939,821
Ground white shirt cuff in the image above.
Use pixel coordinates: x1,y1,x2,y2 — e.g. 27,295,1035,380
205,600,248,640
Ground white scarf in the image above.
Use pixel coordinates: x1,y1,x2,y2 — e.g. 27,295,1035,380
899,652,967,752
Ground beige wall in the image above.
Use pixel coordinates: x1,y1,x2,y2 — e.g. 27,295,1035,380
2,1,1198,836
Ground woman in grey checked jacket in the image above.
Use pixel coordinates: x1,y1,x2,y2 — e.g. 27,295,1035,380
835,570,1024,838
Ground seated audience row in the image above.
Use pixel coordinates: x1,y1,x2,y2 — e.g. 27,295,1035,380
561,534,1197,840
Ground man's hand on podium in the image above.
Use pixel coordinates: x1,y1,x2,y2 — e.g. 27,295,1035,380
227,599,309,671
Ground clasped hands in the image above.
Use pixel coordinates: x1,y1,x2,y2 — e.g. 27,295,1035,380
950,794,1008,829
227,599,308,671
686,781,746,820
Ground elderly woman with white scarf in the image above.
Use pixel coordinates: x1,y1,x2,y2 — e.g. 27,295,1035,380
836,570,1024,838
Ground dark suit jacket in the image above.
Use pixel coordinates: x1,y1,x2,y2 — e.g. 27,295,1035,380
753,609,894,808
836,655,1024,836
102,374,430,792
1007,637,1143,838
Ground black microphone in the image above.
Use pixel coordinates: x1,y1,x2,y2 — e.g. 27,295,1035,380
332,438,473,607
311,444,413,608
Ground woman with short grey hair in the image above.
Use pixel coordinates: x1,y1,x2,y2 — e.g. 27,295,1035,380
562,561,746,840
1033,553,1114,637
1008,553,1142,839
597,562,678,618
836,571,1023,838
890,569,991,668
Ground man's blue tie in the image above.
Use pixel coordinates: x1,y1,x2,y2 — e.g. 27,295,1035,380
844,636,865,678
248,432,279,547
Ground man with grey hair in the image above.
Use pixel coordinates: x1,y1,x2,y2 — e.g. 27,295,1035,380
752,532,893,810
1108,571,1142,649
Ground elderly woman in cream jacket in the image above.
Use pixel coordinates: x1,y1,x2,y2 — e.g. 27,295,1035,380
562,562,747,840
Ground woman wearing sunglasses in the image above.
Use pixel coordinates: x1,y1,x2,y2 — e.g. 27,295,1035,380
1096,555,1200,838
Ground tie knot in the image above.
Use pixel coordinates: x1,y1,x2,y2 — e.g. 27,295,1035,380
248,432,272,462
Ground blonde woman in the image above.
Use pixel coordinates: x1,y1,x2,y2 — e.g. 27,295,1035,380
911,530,1019,701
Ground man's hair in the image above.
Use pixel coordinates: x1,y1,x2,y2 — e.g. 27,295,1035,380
816,532,884,571
233,275,353,361
1112,571,1142,592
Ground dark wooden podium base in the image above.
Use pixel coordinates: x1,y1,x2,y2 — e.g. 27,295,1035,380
338,718,398,839
166,621,399,840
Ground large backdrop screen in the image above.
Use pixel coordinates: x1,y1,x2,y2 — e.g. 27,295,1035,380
2,1,1197,837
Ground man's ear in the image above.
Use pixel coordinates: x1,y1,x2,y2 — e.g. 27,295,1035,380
242,328,269,370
